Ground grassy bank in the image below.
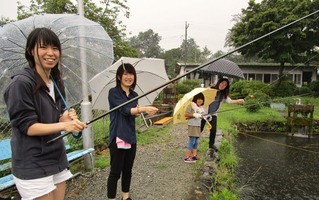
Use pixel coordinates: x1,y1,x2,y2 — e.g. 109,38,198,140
209,97,319,199
207,103,285,200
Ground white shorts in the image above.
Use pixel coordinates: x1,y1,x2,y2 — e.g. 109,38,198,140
13,169,73,200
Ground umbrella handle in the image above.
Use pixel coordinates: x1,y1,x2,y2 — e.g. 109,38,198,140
52,77,82,139
204,119,212,130
72,131,82,139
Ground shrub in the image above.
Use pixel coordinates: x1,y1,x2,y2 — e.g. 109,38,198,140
294,86,312,96
309,81,319,97
231,80,271,99
271,79,296,97
245,95,261,112
176,79,201,94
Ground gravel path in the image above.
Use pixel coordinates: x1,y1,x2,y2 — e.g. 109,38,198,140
65,123,209,200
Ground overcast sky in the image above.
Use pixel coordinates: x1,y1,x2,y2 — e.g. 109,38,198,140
0,0,252,53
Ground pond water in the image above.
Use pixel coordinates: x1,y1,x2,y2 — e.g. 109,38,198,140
235,132,319,200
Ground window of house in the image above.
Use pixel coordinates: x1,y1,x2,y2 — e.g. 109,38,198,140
264,74,271,83
248,74,255,80
294,74,301,85
244,73,248,80
287,74,293,81
256,74,262,81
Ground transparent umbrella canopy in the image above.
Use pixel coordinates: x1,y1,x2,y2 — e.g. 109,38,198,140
0,13,114,118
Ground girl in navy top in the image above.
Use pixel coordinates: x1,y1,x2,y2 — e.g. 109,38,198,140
107,63,158,200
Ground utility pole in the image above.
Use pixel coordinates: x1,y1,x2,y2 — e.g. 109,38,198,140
185,21,189,60
78,0,94,170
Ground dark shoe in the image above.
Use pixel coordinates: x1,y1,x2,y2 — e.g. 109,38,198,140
213,152,220,161
209,144,218,152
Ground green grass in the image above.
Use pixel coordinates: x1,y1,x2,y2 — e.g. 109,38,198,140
95,152,110,168
156,163,168,169
218,104,285,126
300,97,319,119
137,125,172,145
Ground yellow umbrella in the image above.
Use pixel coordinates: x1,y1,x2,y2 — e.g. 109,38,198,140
173,87,218,124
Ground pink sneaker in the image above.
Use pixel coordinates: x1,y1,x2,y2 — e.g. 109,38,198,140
192,155,199,160
184,156,196,163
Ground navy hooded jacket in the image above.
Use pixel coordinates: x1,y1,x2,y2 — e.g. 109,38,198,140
4,67,69,179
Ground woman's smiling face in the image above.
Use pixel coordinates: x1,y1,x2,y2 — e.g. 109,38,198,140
33,42,60,72
120,71,135,88
218,80,228,90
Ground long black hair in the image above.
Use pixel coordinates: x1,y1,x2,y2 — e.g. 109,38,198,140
25,27,65,100
116,63,137,90
212,78,230,100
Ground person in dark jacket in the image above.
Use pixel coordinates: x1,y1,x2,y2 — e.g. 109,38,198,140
107,63,158,200
4,28,87,200
200,78,244,151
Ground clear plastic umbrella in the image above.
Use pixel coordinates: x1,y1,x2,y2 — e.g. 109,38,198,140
0,13,114,118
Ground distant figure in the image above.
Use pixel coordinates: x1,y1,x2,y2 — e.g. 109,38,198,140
4,27,87,200
184,92,205,163
201,78,244,151
107,63,158,200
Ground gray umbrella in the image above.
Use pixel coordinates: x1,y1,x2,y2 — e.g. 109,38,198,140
199,58,244,79
0,13,114,118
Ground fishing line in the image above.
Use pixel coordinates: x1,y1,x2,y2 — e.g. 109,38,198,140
239,131,319,155
47,9,319,143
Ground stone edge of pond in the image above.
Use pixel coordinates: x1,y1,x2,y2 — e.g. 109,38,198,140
185,130,222,200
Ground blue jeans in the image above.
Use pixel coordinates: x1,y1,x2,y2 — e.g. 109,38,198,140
187,136,199,150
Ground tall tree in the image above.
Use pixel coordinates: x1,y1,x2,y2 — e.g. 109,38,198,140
163,48,183,78
17,0,138,60
162,38,212,78
180,38,201,63
201,46,212,61
226,0,319,86
179,38,211,63
128,29,163,58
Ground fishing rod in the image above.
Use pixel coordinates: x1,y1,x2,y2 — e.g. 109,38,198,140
47,9,319,144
